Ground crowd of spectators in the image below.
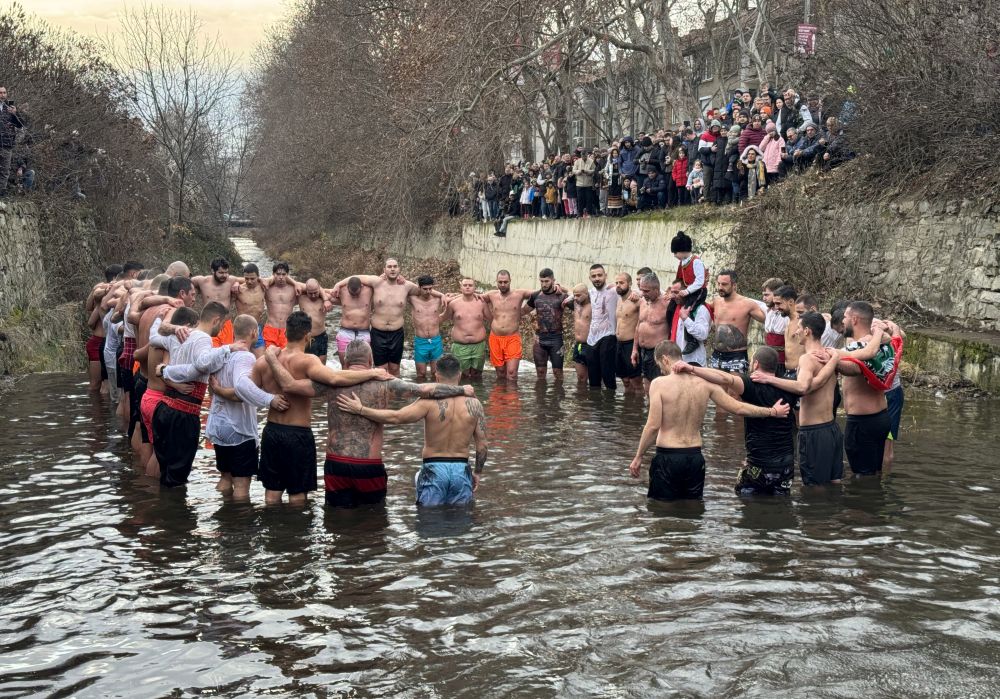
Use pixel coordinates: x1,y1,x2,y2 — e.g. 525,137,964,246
459,86,855,225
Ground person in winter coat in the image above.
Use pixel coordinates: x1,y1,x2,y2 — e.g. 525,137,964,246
686,160,705,203
738,145,767,200
804,95,826,127
639,168,666,210
671,148,690,205
681,129,699,172
711,128,731,205
821,117,854,171
723,125,742,204
697,120,722,203
619,137,641,180
483,174,502,219
780,127,799,177
573,151,597,217
738,113,767,153
757,122,785,184
606,148,625,216
793,122,823,170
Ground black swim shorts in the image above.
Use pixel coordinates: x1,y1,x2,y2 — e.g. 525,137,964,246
306,331,329,359
798,420,845,485
886,385,904,440
572,341,590,365
324,453,388,508
845,409,890,476
638,346,661,382
532,335,565,370
735,454,795,496
710,349,749,374
615,339,641,379
152,402,200,488
649,446,705,500
259,422,318,495
215,439,259,479
370,327,404,366
129,373,148,443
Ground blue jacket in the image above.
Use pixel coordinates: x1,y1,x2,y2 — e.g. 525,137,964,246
619,140,641,176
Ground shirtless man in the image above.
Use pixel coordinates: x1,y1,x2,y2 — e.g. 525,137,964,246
409,276,445,380
708,270,765,373
331,276,373,361
526,268,567,380
567,284,592,385
258,261,300,350
441,278,492,380
250,311,391,505
631,273,672,395
297,278,333,365
337,353,488,507
628,340,790,501
265,339,473,508
333,258,433,376
483,269,535,382
233,263,267,357
191,257,243,348
773,285,804,378
614,273,642,393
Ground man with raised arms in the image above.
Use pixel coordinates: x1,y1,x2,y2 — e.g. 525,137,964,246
191,257,243,348
441,278,492,380
708,269,765,373
337,353,488,507
331,276,373,362
251,311,390,505
233,263,267,357
483,269,535,383
265,340,474,508
409,276,445,380
567,284,592,385
631,273,672,395
297,278,334,365
629,340,789,501
614,272,642,393
526,268,568,381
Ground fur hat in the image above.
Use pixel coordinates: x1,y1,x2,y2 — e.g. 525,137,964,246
670,231,693,254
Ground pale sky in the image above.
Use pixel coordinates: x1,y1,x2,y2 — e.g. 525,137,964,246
18,0,290,62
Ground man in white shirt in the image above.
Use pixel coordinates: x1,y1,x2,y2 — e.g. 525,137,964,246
586,263,620,390
669,281,711,366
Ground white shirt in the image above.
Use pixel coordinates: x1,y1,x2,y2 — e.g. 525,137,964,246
679,257,706,295
587,286,619,345
149,320,227,384
205,351,274,446
677,305,712,366
764,308,789,334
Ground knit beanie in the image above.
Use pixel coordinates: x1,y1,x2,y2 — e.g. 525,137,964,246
670,231,693,254
765,122,775,133
728,125,742,138
711,119,722,129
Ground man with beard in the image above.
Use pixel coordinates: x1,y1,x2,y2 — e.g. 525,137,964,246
584,264,619,390
614,272,642,392
483,270,535,383
297,278,334,365
631,273,672,395
773,285,804,379
761,278,789,373
409,276,446,380
192,257,243,348
708,270,765,373
526,268,568,380
566,284,592,385
233,263,267,357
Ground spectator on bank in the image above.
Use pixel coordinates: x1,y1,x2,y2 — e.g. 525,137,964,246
639,168,666,210
758,122,785,185
693,118,705,137
606,149,625,216
780,127,799,176
484,174,501,220
636,136,654,189
711,124,732,205
738,113,767,153
739,145,767,200
821,117,854,171
686,160,705,203
619,136,640,180
724,125,742,204
573,149,597,217
804,95,826,127
697,120,721,203
0,86,25,196
681,129,699,171
793,122,824,170
671,147,690,205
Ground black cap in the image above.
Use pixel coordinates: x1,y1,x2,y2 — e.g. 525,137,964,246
671,231,693,254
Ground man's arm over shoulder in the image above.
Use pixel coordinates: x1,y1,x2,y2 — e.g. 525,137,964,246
385,379,472,402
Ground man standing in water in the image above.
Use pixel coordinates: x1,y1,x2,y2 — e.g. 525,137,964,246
774,285,805,379
585,264,618,390
628,340,789,501
332,276,373,361
233,263,267,357
409,276,446,380
191,257,243,348
631,273,671,395
441,278,491,380
708,270,765,373
614,272,642,393
483,269,535,383
297,278,333,365
337,354,488,507
568,284,592,385
526,268,567,381
264,340,473,508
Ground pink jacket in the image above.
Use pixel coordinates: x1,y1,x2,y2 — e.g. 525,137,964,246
759,133,786,174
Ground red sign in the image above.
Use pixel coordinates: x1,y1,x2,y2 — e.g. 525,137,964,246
797,24,817,55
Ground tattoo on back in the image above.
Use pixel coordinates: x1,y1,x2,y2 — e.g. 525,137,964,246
466,398,486,433
437,400,448,422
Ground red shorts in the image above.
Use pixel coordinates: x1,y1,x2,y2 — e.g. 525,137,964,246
140,388,165,443
85,335,103,362
212,318,234,348
262,324,287,349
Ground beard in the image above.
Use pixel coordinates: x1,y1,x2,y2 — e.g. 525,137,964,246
616,287,629,297
779,308,789,317
844,323,855,338
719,289,732,298
593,280,605,290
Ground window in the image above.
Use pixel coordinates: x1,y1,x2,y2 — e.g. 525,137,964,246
701,53,713,82
572,119,583,141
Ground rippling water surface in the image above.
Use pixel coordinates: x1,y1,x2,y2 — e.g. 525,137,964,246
1,372,998,698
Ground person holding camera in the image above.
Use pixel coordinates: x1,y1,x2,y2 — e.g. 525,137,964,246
638,168,665,210
0,86,25,196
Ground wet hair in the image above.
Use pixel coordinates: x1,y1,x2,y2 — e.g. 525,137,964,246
718,269,737,283
285,311,312,342
169,307,199,327
417,275,434,287
653,340,682,363
539,268,554,279
347,276,362,293
200,302,229,322
762,277,784,292
167,276,193,298
273,261,290,274
123,261,144,275
641,273,660,288
715,324,746,352
752,346,780,373
847,300,875,324
775,284,798,301
104,264,123,282
233,314,258,340
211,257,230,272
436,353,461,379
344,339,373,366
830,300,849,325
242,263,259,275
590,263,605,272
800,311,826,338
796,293,819,310
637,267,652,277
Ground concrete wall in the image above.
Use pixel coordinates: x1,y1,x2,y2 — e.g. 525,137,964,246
0,201,47,315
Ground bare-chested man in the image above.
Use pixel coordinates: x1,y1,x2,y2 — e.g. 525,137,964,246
526,268,567,380
773,285,804,378
630,273,671,395
191,257,244,348
567,283,592,385
331,276,373,361
629,340,790,501
250,311,391,505
483,269,535,382
441,278,492,380
337,353,488,507
233,263,267,357
410,275,445,380
297,278,333,365
614,272,642,393
332,258,435,376
265,339,473,508
259,261,300,350
708,270,765,373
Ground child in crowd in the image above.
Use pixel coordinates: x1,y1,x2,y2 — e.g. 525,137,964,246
686,160,705,204
671,147,689,205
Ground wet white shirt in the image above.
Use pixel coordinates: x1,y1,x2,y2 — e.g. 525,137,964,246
677,305,712,366
205,351,274,446
588,286,618,345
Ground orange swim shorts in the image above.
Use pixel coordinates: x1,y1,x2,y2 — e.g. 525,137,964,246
262,324,287,349
212,318,234,348
488,332,523,367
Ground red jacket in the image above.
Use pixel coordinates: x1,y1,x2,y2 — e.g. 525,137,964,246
672,157,689,186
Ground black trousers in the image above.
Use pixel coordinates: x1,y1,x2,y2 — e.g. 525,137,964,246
576,186,597,216
587,334,617,390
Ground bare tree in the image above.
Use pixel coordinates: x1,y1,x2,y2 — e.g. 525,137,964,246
106,4,237,225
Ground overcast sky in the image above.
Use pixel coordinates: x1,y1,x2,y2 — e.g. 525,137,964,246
22,0,289,62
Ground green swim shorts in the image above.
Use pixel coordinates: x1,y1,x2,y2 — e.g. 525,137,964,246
451,340,486,372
